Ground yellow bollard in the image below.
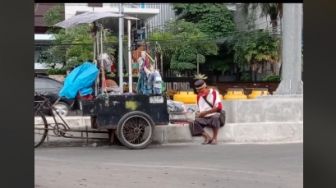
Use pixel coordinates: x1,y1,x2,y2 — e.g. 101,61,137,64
173,91,197,104
247,88,269,99
223,88,247,100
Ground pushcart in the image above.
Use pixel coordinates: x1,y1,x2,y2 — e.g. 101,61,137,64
34,8,170,149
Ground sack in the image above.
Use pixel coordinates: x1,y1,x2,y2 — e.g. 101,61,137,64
189,122,202,136
219,110,226,127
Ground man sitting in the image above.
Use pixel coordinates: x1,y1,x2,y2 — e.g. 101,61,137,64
193,79,223,145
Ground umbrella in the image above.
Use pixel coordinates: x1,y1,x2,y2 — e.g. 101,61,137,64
54,11,139,95
54,11,139,29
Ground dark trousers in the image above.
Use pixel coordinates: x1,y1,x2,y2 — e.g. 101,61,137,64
191,114,221,136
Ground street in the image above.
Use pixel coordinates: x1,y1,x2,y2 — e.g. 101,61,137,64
35,143,302,188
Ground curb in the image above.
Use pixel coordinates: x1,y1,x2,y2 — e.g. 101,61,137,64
39,116,303,146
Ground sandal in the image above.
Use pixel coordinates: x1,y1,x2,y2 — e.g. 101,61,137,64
202,138,213,145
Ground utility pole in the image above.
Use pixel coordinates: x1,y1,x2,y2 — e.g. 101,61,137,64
274,3,303,95
118,3,124,93
128,19,132,93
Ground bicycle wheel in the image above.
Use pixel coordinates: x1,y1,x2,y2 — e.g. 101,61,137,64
34,110,48,148
116,111,155,149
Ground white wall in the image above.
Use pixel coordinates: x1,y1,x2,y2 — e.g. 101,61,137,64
234,3,281,33
64,3,159,20
145,3,176,32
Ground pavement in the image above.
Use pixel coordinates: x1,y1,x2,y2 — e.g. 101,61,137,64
38,96,303,147
35,143,303,188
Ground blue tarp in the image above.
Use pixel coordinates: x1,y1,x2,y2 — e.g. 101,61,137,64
59,62,99,99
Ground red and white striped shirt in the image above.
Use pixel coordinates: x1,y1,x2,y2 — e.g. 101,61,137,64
197,88,223,117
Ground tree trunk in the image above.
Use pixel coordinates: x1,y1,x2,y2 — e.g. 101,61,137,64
276,16,283,76
271,19,278,35
251,64,256,82
271,62,275,74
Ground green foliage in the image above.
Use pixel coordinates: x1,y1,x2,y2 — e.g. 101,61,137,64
47,68,67,75
262,74,280,82
232,31,279,68
43,4,64,27
242,3,282,30
196,10,235,38
259,3,282,20
240,72,251,81
207,58,232,74
171,3,235,75
194,73,208,80
173,3,235,38
148,20,218,72
41,7,117,71
42,25,95,69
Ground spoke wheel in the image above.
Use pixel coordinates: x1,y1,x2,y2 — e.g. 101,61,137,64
34,110,48,148
117,111,154,149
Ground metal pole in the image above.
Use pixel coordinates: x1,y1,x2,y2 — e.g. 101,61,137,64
95,28,100,95
93,26,97,96
100,26,106,94
160,54,163,75
128,19,132,93
100,25,103,56
118,3,124,93
93,35,96,61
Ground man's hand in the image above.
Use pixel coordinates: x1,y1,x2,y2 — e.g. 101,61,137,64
196,107,218,118
198,111,207,118
195,111,200,118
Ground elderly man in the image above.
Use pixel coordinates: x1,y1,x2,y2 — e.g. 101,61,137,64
193,79,223,144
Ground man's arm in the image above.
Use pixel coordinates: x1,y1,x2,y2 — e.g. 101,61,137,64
197,107,219,118
197,90,222,118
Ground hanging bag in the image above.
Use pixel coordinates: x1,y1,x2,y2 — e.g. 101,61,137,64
189,121,202,136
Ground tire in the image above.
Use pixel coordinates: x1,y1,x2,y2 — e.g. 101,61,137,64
116,111,155,149
34,110,48,148
52,102,70,116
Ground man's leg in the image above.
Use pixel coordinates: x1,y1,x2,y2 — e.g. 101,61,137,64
194,118,211,144
201,131,212,144
211,127,219,144
209,114,221,144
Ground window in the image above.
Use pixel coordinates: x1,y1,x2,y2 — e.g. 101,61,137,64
35,78,62,93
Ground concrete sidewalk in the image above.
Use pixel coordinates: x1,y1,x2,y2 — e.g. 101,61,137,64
40,116,302,145
39,96,303,145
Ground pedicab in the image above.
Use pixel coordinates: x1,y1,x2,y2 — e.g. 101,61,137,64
34,10,170,149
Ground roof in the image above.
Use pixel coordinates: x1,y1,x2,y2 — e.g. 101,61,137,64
34,3,65,27
65,5,159,21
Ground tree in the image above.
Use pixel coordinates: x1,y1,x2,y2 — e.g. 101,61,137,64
242,3,282,34
232,30,280,81
242,3,283,77
172,3,236,79
173,3,235,38
43,4,64,28
149,20,218,73
41,5,117,73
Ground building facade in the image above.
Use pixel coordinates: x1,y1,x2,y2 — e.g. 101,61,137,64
233,3,281,34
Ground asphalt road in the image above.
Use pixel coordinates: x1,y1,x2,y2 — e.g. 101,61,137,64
35,143,302,188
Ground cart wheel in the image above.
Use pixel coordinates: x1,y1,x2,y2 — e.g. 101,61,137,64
116,111,155,149
34,110,48,148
